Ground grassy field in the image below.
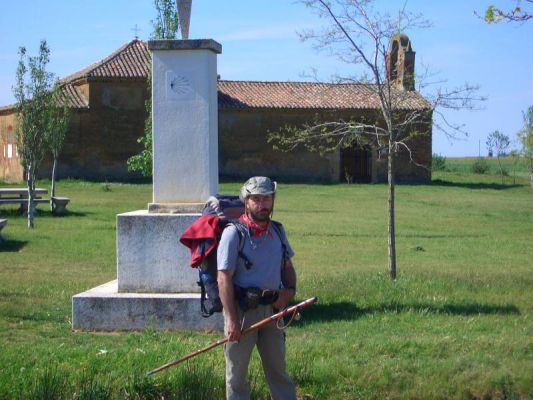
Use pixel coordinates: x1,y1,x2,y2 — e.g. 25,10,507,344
440,156,531,181
0,165,532,399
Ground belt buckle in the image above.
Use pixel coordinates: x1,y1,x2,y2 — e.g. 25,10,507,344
261,289,277,304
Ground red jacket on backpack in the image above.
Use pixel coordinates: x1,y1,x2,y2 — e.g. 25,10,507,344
179,215,221,267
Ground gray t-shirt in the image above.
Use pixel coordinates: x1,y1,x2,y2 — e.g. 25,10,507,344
217,222,294,290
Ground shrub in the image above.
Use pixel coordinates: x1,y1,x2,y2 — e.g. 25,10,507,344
472,157,490,174
432,153,447,171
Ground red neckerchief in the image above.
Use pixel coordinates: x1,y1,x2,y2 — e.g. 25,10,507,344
239,213,271,238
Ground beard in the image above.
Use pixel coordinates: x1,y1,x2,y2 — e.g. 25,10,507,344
248,207,272,223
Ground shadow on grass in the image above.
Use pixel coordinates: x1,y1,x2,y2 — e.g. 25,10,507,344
49,210,90,218
1,209,91,218
297,301,520,325
0,239,28,252
299,231,486,239
427,179,522,191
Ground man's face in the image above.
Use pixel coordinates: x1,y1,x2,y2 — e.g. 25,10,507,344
245,194,273,223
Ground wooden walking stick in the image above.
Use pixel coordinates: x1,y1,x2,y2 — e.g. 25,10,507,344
146,296,318,376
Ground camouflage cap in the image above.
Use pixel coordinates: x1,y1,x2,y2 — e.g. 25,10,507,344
239,176,277,202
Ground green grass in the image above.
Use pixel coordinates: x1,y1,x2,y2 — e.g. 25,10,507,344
0,173,532,399
444,156,531,180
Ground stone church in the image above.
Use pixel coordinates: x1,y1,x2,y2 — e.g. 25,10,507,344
0,35,432,183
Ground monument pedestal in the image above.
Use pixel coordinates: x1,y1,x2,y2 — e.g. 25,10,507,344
72,39,223,331
72,211,224,331
72,281,223,331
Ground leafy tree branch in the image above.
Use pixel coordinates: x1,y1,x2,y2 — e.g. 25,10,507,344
478,0,533,23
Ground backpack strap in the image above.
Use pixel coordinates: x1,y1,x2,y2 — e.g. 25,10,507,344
227,220,253,270
270,220,289,264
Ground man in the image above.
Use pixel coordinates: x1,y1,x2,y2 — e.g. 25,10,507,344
217,176,297,400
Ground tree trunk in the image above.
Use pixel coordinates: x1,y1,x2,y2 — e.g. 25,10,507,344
50,157,57,212
26,167,34,229
497,156,504,184
387,138,397,280
530,158,533,189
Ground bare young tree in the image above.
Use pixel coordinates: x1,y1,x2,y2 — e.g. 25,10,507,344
13,40,55,228
47,82,70,211
486,130,511,184
269,0,483,279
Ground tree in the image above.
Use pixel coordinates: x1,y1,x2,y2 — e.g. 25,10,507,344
518,105,533,188
47,82,71,211
151,0,180,39
481,0,532,23
269,0,482,279
486,130,510,184
127,0,179,177
508,149,520,184
13,40,56,228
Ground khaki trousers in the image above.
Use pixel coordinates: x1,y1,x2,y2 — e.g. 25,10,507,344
224,305,296,400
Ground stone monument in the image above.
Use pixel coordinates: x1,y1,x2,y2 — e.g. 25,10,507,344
72,2,224,331
177,0,192,40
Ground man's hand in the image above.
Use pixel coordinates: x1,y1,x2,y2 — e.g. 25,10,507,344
273,288,295,309
218,270,242,342
226,317,242,342
275,257,297,309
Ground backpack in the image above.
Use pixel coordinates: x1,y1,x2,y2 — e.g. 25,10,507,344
180,195,247,317
180,195,287,318
199,195,248,317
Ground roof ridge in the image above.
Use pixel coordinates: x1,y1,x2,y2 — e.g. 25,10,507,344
219,80,377,88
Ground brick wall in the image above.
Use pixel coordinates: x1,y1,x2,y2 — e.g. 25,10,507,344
0,112,24,182
2,80,432,184
220,108,432,183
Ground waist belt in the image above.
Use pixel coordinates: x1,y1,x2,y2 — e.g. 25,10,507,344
235,287,279,311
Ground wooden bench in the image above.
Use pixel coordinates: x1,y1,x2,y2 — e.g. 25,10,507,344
0,198,49,205
0,188,49,212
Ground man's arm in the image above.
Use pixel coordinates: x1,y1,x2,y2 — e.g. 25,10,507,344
273,258,296,309
218,269,241,341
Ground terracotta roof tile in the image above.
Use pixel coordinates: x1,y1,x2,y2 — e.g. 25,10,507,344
61,83,89,109
59,40,429,111
1,40,430,113
61,39,150,83
218,80,430,111
0,82,88,113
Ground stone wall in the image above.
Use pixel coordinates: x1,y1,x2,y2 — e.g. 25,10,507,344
40,80,148,181
0,112,24,182
1,81,432,184
219,108,432,183
219,108,341,182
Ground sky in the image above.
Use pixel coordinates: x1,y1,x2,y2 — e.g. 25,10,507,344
0,0,531,157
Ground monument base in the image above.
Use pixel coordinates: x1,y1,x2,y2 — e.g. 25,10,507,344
72,280,223,331
117,210,201,293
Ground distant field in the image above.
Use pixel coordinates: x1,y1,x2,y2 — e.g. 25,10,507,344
439,155,531,178
0,173,532,399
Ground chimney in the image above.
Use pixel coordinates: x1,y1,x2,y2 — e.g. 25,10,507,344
386,34,415,91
